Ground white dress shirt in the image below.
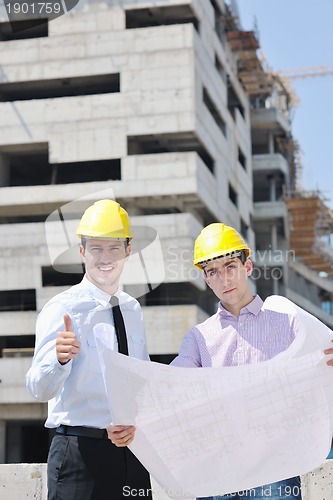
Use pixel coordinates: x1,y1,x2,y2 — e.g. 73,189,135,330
26,276,150,429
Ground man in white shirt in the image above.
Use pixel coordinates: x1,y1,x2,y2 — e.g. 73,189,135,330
26,199,152,500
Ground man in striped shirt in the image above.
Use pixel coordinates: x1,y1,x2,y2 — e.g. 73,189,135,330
171,222,315,500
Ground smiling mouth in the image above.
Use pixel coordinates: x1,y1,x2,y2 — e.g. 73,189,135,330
98,266,115,272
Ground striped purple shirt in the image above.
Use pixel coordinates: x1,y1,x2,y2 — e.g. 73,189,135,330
172,295,298,368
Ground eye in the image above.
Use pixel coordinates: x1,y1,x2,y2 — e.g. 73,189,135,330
207,269,217,278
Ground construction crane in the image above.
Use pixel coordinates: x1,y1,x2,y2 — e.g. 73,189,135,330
272,65,333,80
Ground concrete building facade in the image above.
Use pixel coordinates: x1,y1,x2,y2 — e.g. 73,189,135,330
0,0,255,463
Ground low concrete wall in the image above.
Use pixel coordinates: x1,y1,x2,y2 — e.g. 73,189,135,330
0,463,47,499
1,462,333,499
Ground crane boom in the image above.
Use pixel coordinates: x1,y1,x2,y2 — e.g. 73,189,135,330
273,65,333,80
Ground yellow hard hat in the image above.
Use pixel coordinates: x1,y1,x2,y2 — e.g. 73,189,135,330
193,223,250,269
76,199,133,239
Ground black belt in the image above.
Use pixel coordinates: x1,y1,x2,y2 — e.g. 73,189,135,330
56,425,108,440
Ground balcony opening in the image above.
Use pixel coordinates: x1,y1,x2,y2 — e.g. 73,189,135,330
0,73,120,102
126,5,199,31
127,132,215,174
3,147,121,186
0,289,36,312
0,19,48,41
203,87,227,137
42,266,84,287
228,183,238,207
238,147,246,170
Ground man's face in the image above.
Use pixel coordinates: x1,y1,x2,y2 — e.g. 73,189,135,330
80,238,130,294
203,256,253,313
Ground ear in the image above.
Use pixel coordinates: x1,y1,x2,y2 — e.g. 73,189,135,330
125,242,131,259
79,245,85,261
203,272,212,288
245,259,253,276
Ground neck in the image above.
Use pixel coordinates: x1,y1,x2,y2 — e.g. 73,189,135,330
221,291,254,318
85,274,119,296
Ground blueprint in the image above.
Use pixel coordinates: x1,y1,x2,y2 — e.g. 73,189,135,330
95,296,333,499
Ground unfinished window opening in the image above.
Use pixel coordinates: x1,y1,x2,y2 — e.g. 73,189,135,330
203,87,227,137
0,74,120,102
238,147,246,170
0,214,47,224
228,80,245,119
140,207,181,215
0,289,36,312
127,133,215,174
124,282,216,316
215,55,227,84
42,266,84,287
0,335,35,358
52,159,121,185
0,19,48,41
210,0,225,44
228,183,238,207
6,420,52,464
5,149,121,186
240,218,248,240
126,5,199,31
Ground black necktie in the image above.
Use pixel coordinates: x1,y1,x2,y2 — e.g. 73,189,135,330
110,295,129,356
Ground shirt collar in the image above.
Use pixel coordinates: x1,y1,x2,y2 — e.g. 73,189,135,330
218,294,263,317
81,275,121,307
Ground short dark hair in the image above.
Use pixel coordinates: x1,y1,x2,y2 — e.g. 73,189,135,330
238,250,247,264
202,250,248,275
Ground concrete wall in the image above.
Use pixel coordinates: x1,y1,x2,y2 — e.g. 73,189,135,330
1,462,333,500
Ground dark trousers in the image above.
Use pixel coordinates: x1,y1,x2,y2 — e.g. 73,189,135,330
47,434,152,500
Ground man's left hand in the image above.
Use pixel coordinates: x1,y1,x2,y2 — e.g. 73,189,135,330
324,340,333,366
107,425,136,447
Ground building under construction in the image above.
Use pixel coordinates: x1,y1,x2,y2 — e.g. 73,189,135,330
0,0,332,465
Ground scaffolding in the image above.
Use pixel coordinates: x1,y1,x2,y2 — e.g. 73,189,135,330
217,4,272,96
285,191,333,277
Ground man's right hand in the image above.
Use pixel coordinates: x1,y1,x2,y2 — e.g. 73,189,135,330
56,314,81,365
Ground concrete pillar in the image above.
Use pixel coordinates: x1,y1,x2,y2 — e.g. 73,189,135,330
268,174,277,201
271,223,279,295
0,420,5,463
268,133,274,154
271,224,277,252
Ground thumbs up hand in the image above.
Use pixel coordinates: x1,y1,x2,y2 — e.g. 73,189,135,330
56,314,81,365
